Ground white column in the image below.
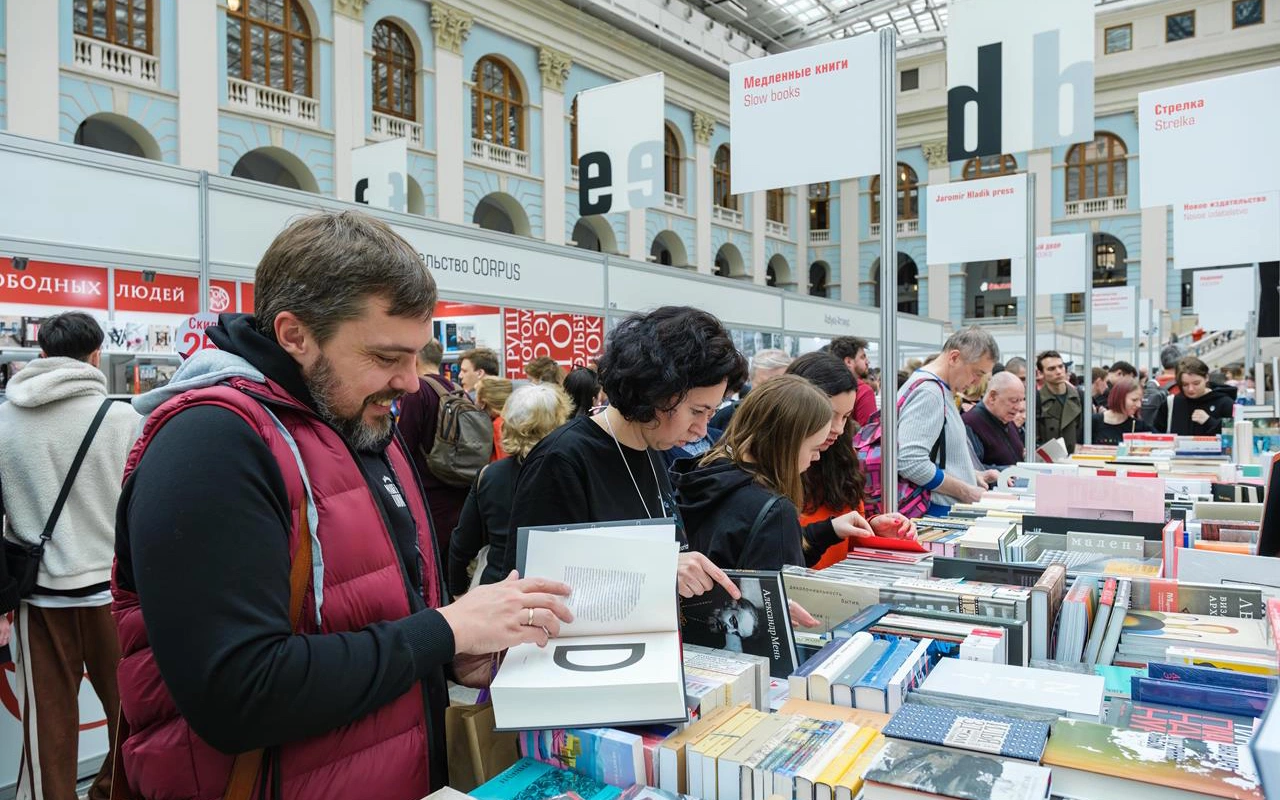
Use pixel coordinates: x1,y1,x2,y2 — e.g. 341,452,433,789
838,178,859,304
926,161,951,322
539,48,571,246
431,3,473,225
332,9,365,202
6,0,59,139
751,190,766,285
1141,205,1169,312
693,112,715,275
794,186,809,290
1028,149,1054,320
628,208,646,261
176,0,219,169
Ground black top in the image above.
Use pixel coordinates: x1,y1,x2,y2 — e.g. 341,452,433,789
1091,413,1151,446
672,458,839,571
1153,389,1236,435
116,314,453,786
507,415,688,546
449,456,523,595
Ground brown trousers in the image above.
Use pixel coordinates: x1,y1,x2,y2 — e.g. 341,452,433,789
12,602,121,800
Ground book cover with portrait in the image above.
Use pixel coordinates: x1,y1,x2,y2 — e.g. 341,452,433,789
679,570,798,678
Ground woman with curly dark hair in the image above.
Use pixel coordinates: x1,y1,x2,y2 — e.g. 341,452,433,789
506,306,749,599
787,352,916,568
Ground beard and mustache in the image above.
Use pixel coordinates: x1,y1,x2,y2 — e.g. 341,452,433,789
305,353,405,452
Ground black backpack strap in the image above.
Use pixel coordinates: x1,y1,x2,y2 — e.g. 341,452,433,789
39,399,114,544
747,495,784,541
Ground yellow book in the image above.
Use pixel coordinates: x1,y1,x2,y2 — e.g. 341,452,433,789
657,701,748,795
832,734,886,800
776,698,890,730
811,727,877,800
688,706,765,800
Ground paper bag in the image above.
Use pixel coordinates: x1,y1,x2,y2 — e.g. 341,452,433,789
445,701,517,791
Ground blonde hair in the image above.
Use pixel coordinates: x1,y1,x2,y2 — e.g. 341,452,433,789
474,376,513,417
701,375,832,508
502,383,573,458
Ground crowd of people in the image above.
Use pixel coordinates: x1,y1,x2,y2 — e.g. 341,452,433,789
0,210,1252,800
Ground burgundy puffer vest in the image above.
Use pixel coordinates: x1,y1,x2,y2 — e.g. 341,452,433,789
112,377,442,800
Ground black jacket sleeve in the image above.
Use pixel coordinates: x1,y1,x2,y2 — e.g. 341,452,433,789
448,472,487,596
1204,396,1235,434
120,406,456,755
800,519,842,568
1153,397,1170,434
0,474,18,615
739,498,837,571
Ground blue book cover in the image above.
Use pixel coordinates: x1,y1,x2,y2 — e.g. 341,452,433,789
473,758,622,800
518,728,644,788
881,703,1051,762
857,637,910,691
1131,676,1272,718
1147,662,1279,695
832,603,895,639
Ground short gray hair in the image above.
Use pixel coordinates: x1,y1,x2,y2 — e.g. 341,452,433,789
751,349,793,380
502,383,573,458
1160,344,1183,370
987,371,1023,397
941,327,1000,364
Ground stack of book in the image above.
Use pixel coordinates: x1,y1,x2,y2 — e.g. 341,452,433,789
1115,610,1275,668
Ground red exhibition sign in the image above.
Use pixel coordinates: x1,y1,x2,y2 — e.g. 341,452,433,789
437,300,501,318
0,257,109,310
114,270,199,315
209,280,237,314
504,308,604,368
240,283,255,313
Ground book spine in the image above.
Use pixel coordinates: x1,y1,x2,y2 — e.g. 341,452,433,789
885,639,933,714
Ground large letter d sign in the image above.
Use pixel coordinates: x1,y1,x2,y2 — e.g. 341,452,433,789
553,643,646,672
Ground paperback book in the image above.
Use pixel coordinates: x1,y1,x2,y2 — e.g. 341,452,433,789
1104,699,1258,747
472,758,622,800
679,570,798,679
861,739,1051,800
880,703,1050,762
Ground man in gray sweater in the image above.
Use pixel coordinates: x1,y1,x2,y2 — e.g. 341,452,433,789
897,327,1001,517
0,312,140,800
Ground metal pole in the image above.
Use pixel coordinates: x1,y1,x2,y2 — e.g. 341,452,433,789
1133,291,1141,379
1246,263,1261,376
198,170,210,315
1024,173,1037,462
878,28,899,514
1083,239,1093,445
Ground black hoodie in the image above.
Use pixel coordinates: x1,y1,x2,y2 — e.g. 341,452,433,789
673,458,840,571
115,314,454,786
1153,387,1236,436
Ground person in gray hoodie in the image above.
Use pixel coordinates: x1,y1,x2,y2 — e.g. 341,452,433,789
0,311,140,800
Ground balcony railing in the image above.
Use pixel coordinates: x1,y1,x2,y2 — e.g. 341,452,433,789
370,111,423,148
809,229,831,245
73,35,158,87
869,219,921,238
471,138,530,173
766,220,790,238
1065,195,1129,217
227,77,319,127
664,192,686,212
712,205,743,226
570,164,579,184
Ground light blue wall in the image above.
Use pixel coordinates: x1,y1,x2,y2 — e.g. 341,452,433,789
59,77,180,163
644,211,695,265
408,150,438,217
218,115,336,194
463,165,544,238
364,0,436,151
463,24,542,176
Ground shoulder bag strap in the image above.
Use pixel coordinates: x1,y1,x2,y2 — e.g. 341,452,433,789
747,495,784,541
421,373,453,401
38,398,113,545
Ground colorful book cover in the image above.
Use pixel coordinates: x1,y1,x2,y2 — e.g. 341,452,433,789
519,728,644,788
679,570,798,679
1095,665,1144,697
1147,662,1279,694
1104,699,1257,747
862,739,1051,800
473,758,623,800
1130,676,1272,718
1165,645,1280,676
1042,719,1262,800
881,704,1049,762
832,734,885,800
1120,610,1273,654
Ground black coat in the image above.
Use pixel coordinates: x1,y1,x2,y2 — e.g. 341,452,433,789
1154,389,1235,435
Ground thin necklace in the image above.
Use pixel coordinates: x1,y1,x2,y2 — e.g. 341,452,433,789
602,410,663,519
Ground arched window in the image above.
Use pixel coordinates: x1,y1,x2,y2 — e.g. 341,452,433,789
227,0,312,97
809,262,829,297
1065,132,1128,202
713,144,736,210
963,154,1017,180
870,163,919,225
570,97,579,167
766,189,786,223
74,0,152,52
1068,234,1129,313
872,253,920,314
372,20,415,120
472,56,524,150
664,124,681,196
809,183,830,231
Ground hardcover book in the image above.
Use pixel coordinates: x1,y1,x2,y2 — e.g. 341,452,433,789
1147,661,1279,694
1042,719,1263,800
880,704,1050,762
1119,610,1274,661
917,658,1105,722
518,728,644,788
1104,699,1257,747
472,759,622,800
1130,676,1272,718
1249,691,1279,800
493,521,686,730
861,739,1051,800
679,570,798,679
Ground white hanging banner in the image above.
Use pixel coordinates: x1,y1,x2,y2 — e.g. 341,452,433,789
1194,267,1255,331
926,173,1028,264
351,138,408,212
945,0,1095,162
1173,192,1280,271
729,35,881,193
1093,286,1135,338
577,73,665,215
1139,66,1280,208
1013,233,1088,296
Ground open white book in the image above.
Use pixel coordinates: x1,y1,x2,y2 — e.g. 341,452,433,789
490,519,688,731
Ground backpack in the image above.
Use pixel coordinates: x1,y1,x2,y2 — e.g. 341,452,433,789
1138,381,1167,428
421,376,495,486
853,376,948,519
